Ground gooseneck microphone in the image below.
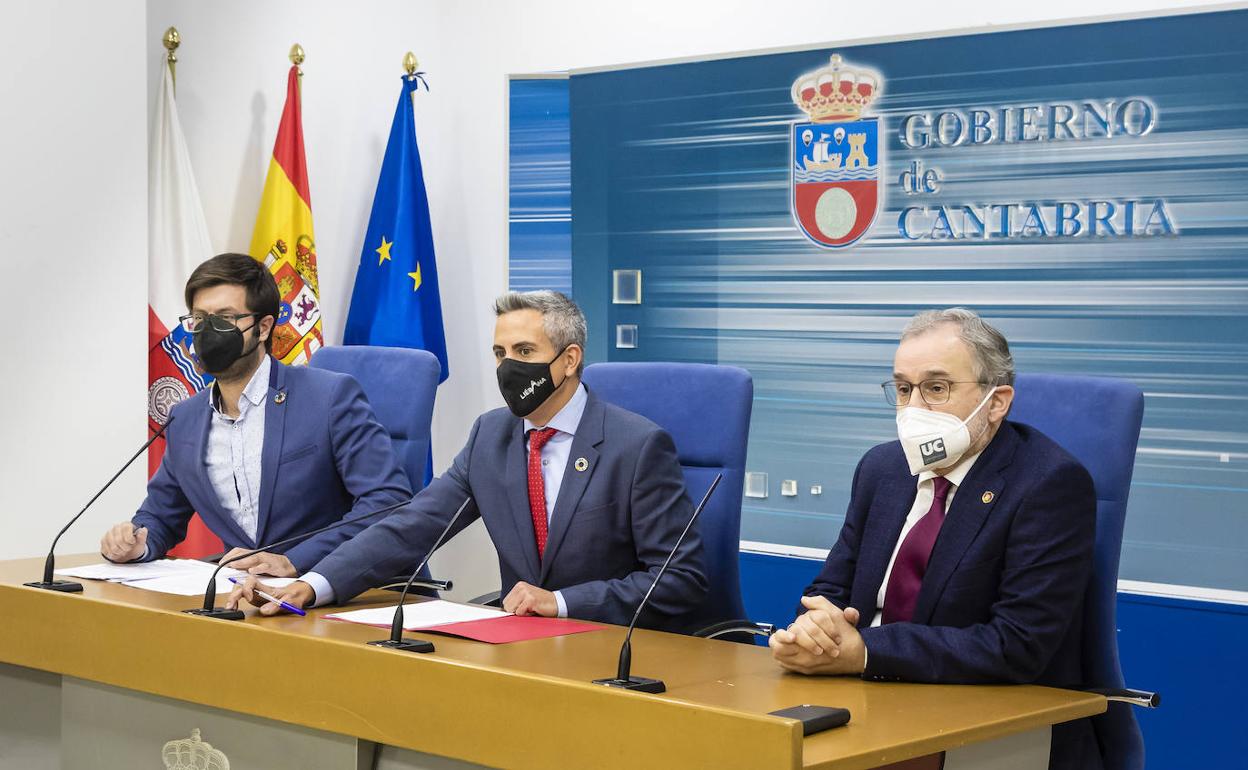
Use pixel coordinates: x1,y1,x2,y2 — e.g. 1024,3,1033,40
368,497,473,653
593,473,722,694
25,416,176,593
184,495,422,620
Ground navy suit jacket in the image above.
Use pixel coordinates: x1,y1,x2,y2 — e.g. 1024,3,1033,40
133,359,412,572
311,389,709,631
803,421,1100,770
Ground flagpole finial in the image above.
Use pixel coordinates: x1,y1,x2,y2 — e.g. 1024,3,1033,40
163,27,180,89
163,27,181,60
403,52,419,77
289,43,305,74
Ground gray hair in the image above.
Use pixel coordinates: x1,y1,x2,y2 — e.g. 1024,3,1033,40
901,308,1015,386
493,290,588,375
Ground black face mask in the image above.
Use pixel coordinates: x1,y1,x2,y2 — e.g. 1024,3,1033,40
193,315,262,375
496,347,568,418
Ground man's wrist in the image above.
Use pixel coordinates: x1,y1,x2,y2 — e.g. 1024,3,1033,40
298,571,334,607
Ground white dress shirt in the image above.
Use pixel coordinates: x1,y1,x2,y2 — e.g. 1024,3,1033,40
301,382,590,614
870,448,984,628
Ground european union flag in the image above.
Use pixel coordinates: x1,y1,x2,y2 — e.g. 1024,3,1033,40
344,75,448,383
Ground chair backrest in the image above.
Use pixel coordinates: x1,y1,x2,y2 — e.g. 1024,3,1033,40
310,345,441,492
1009,373,1146,770
582,362,753,626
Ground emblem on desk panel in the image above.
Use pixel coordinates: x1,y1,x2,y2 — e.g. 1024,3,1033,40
162,728,230,770
981,491,995,504
790,53,882,249
274,391,287,405
575,457,589,472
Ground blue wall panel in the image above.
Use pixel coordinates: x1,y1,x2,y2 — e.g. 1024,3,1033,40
508,78,571,295
568,10,1248,591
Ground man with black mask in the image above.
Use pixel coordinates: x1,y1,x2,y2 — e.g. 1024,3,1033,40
228,290,709,632
100,253,411,576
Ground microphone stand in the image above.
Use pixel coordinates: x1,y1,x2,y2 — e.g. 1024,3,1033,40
25,417,175,593
593,473,721,694
368,497,473,653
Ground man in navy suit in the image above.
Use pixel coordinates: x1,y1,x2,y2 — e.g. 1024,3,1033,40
230,290,708,631
771,308,1100,770
100,253,411,576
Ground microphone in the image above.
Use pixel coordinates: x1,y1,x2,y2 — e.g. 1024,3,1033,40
593,472,722,694
184,494,421,620
368,497,473,653
25,416,176,593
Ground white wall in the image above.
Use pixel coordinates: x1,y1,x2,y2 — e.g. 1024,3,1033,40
0,0,1213,587
0,0,148,562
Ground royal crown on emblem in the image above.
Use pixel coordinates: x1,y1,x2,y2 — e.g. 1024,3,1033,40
161,728,230,770
791,54,881,122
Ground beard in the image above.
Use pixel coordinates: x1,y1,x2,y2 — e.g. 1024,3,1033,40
210,334,265,384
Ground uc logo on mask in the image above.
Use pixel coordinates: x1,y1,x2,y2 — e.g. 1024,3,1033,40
920,438,947,463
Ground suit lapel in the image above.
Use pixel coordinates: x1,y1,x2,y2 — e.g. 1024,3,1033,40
504,419,542,581
539,395,605,582
853,469,917,621
253,359,287,547
911,423,1019,625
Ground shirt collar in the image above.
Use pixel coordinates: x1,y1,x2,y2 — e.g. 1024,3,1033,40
524,382,588,437
918,445,984,490
210,356,272,416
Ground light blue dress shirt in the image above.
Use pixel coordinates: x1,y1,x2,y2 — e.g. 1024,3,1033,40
301,383,589,615
205,356,271,542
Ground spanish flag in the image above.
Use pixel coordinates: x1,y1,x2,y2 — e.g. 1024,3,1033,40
250,65,324,365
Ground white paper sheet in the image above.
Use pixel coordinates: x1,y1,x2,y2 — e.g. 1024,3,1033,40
326,600,509,629
54,558,213,582
120,571,299,597
53,558,297,596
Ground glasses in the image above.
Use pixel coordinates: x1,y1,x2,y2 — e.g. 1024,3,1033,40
178,312,261,334
881,379,988,406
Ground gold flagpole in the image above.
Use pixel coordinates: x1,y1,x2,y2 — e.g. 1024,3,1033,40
403,51,418,78
163,26,181,92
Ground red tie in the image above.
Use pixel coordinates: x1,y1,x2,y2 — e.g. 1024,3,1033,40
882,476,953,624
527,427,559,558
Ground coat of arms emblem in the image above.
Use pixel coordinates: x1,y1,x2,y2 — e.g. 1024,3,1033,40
790,54,882,248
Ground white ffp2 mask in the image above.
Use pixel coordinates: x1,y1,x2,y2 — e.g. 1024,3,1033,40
896,387,996,475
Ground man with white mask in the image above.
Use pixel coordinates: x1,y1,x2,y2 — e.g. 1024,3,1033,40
770,308,1101,770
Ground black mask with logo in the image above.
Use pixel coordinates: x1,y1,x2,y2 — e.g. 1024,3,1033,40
496,347,569,418
192,315,262,375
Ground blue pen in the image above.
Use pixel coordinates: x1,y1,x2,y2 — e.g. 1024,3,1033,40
228,576,306,616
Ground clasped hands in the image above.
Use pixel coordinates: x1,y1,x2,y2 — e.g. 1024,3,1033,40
769,595,867,676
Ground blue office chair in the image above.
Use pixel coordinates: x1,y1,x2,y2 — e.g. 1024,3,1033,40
311,345,441,492
582,362,764,638
311,345,442,592
1010,373,1158,770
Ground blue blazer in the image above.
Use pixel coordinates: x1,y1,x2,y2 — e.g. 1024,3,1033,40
133,359,412,572
803,421,1100,770
311,389,710,631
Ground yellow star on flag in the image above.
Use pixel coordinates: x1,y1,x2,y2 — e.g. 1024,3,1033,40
408,263,422,291
375,236,393,266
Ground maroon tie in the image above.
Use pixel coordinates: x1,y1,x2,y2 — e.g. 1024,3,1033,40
882,476,953,624
527,427,559,558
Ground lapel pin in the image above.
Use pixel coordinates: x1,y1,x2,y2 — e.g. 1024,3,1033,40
574,457,589,472
981,491,994,504
274,391,287,405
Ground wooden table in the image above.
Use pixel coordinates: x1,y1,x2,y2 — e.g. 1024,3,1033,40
0,555,1103,769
